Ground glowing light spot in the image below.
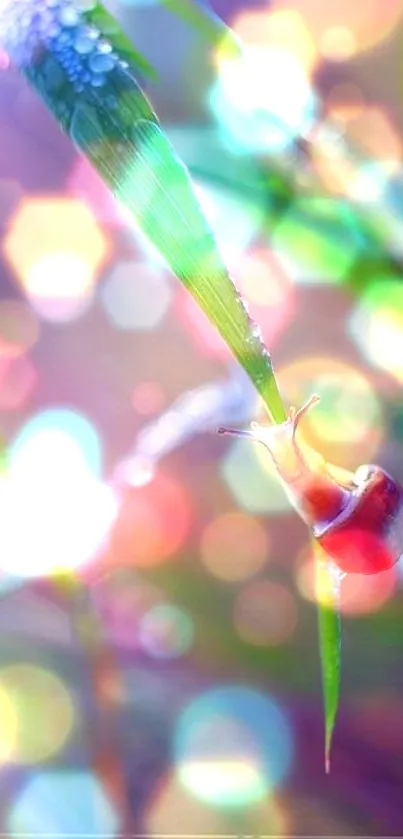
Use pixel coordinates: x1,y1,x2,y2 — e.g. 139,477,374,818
174,686,293,806
221,438,291,516
3,198,109,322
296,543,397,615
0,355,37,411
278,356,383,469
110,472,191,567
320,26,356,60
145,773,234,836
270,0,403,57
139,603,194,659
349,279,403,384
0,409,117,578
146,772,289,835
193,181,263,266
234,580,298,646
7,771,119,836
0,665,75,763
209,45,317,154
345,162,390,203
272,197,361,284
26,251,95,321
11,408,102,478
200,512,270,582
101,261,172,330
0,299,39,359
116,453,156,488
231,9,318,73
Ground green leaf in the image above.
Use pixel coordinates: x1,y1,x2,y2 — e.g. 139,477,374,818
84,1,158,81
160,0,242,57
316,549,342,773
70,100,286,423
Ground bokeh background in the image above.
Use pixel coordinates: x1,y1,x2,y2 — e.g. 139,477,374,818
1,0,403,835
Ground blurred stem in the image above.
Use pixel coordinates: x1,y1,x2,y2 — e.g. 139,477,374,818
53,572,133,830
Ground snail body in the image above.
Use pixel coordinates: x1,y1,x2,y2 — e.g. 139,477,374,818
219,395,403,575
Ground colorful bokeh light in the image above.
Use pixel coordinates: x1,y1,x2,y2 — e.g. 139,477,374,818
200,511,270,582
234,580,298,646
7,771,119,836
110,472,191,567
271,0,403,57
349,278,403,384
3,197,109,321
231,8,318,74
271,197,362,284
0,664,75,764
209,44,317,154
145,772,235,836
139,602,194,659
146,769,290,834
221,438,291,516
93,571,164,649
10,407,103,478
174,685,293,805
278,355,383,469
101,260,173,330
0,408,117,577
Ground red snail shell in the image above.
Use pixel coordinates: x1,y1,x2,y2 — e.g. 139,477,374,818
219,395,403,575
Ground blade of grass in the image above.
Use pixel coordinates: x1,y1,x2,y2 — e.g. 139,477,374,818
316,548,342,772
69,103,287,423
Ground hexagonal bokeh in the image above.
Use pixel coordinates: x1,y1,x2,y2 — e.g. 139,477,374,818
7,771,120,836
221,438,290,515
3,197,109,321
100,260,173,330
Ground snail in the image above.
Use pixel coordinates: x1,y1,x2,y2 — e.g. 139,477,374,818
219,395,403,576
